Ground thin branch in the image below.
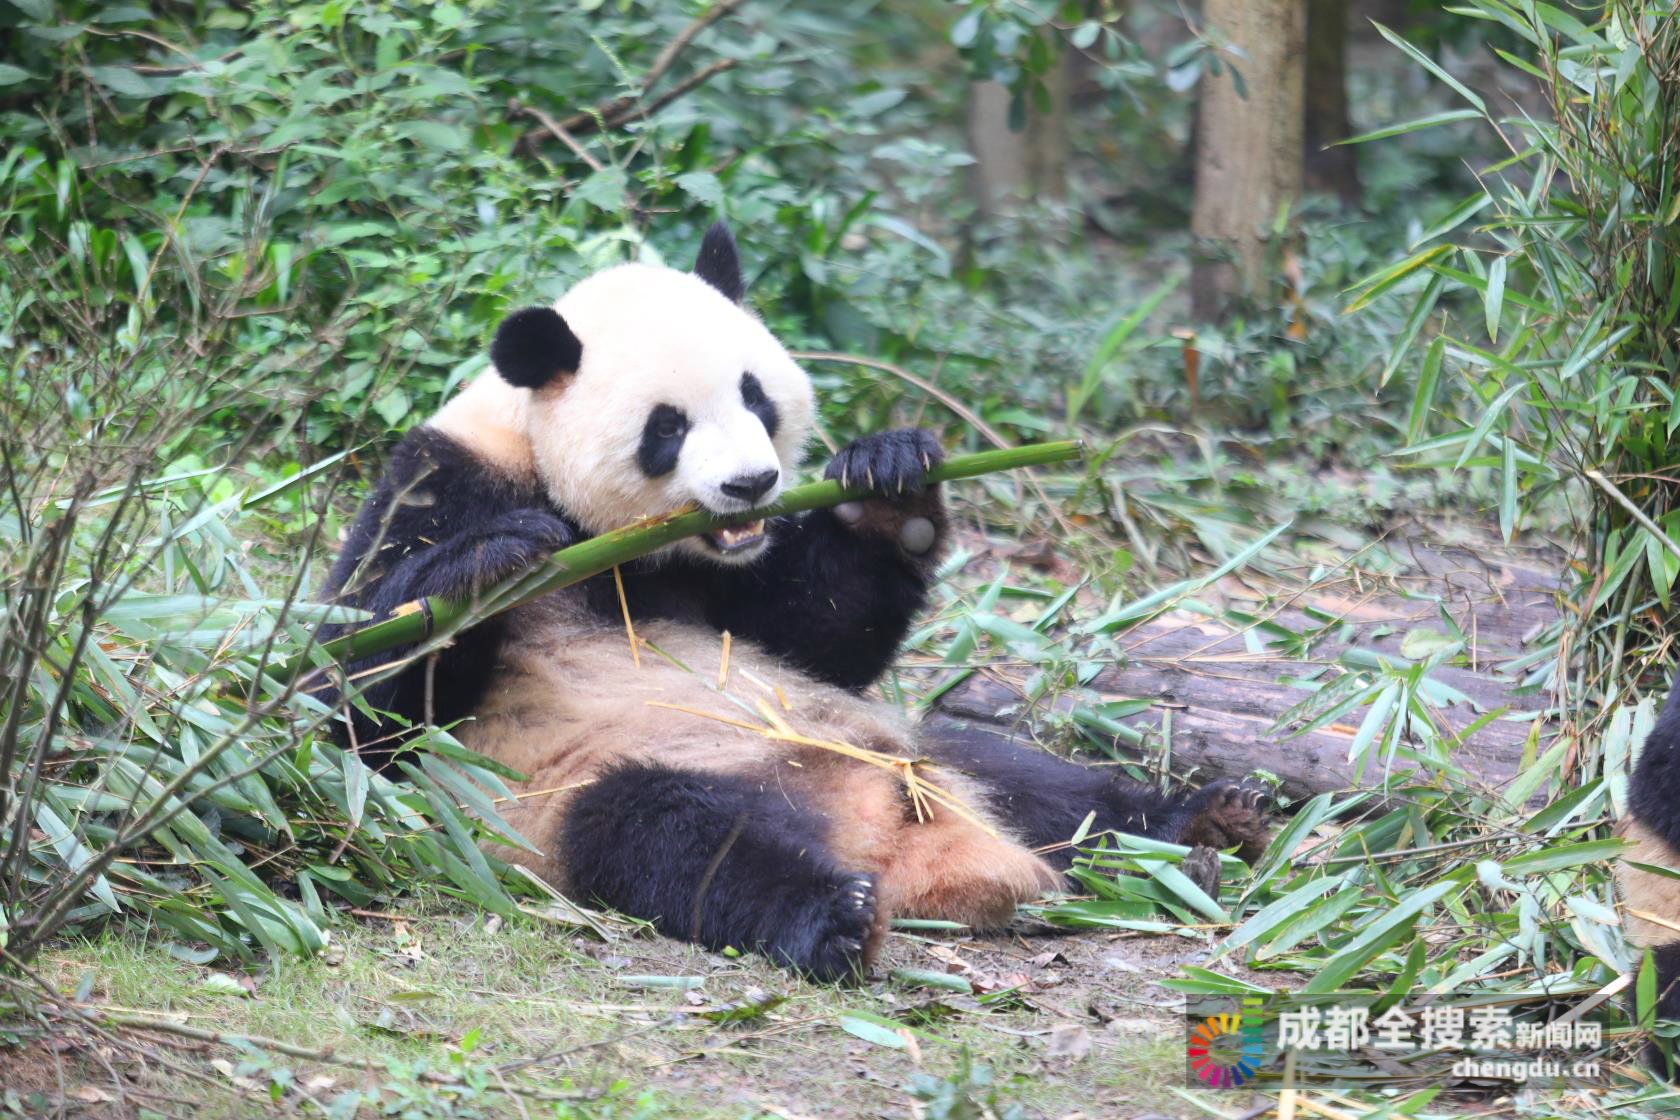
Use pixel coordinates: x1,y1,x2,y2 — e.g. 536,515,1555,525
1584,468,1680,565
598,58,737,132
519,0,744,150
513,100,604,173
521,59,739,150
578,0,744,129
642,0,745,92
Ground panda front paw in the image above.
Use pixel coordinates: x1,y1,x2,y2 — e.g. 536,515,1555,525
488,507,576,551
405,507,577,600
825,429,943,495
832,499,942,557
466,508,577,587
824,431,946,559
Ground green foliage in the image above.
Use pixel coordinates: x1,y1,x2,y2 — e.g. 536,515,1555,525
1366,2,1680,700
0,0,992,445
0,424,549,966
0,0,970,970
904,1050,1026,1120
1140,5,1680,1097
947,1,1132,131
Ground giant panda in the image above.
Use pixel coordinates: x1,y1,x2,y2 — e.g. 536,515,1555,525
323,223,1271,980
1618,669,1680,1069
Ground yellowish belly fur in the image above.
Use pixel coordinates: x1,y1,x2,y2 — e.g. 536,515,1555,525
456,595,1059,927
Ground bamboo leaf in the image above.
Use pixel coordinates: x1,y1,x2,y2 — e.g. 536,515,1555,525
1344,245,1452,314
1484,255,1508,341
1407,336,1446,446
1068,274,1180,426
1215,873,1348,960
1081,521,1290,635
840,1011,908,1049
1371,22,1487,113
1302,879,1464,993
1503,838,1628,874
1454,382,1526,471
1411,192,1493,248
1499,434,1518,542
1381,272,1445,386
1336,108,1485,145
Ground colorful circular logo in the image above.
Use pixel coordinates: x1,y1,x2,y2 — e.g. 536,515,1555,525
1187,1010,1265,1088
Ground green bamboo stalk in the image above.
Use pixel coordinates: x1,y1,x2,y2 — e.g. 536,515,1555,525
273,440,1082,686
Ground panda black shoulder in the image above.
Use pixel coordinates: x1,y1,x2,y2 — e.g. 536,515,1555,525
382,425,543,523
330,429,533,594
321,421,579,758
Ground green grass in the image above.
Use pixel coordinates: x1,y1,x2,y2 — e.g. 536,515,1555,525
7,4,1680,1117
21,899,1199,1119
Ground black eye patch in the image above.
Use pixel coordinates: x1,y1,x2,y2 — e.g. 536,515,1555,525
740,372,778,439
638,404,689,478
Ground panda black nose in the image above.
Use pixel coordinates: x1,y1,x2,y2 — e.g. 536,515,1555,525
721,468,779,504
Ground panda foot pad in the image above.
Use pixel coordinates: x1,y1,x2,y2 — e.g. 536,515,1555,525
1180,783,1271,865
833,501,939,555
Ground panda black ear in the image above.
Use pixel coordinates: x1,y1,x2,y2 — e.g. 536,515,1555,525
694,221,745,303
491,307,582,389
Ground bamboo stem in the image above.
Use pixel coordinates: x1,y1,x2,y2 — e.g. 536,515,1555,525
271,440,1083,685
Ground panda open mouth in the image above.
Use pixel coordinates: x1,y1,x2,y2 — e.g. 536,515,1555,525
704,519,767,553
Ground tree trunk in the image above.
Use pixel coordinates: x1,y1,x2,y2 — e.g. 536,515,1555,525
966,32,1071,217
1189,0,1306,321
1304,0,1361,206
1028,47,1071,205
934,535,1561,802
967,80,1029,213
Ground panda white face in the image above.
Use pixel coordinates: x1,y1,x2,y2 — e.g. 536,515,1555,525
468,230,815,566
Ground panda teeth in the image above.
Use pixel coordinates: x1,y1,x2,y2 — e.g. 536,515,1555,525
708,519,767,553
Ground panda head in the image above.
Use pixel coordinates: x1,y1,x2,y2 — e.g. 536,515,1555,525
487,224,815,565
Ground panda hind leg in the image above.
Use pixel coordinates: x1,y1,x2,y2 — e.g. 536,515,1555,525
559,762,884,982
917,724,1274,873
1173,781,1272,866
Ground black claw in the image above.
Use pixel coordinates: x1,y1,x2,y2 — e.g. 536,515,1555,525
782,872,877,983
824,429,945,497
